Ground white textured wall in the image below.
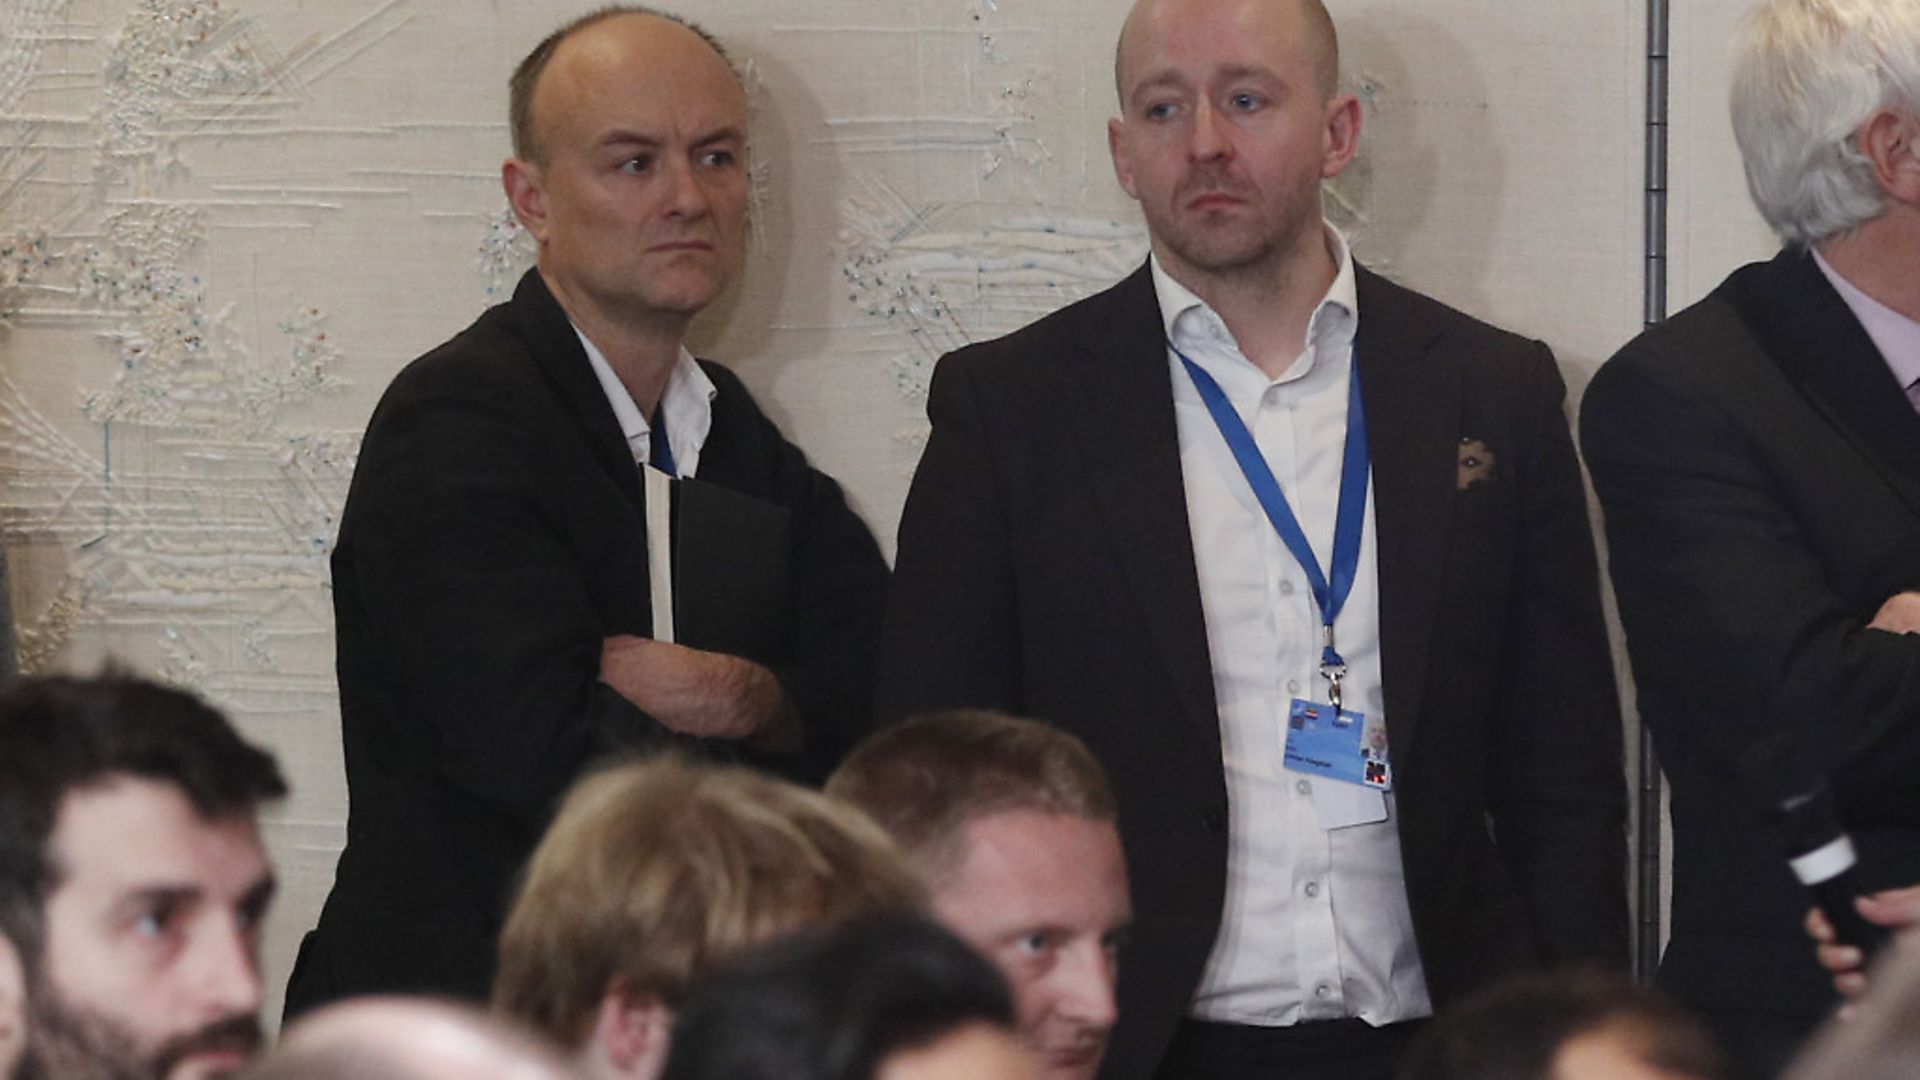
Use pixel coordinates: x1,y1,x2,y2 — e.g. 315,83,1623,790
0,0,1709,1023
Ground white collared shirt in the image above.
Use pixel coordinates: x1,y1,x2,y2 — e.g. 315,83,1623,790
1159,225,1432,1027
574,327,717,478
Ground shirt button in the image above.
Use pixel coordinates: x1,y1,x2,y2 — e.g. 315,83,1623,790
1279,580,1295,596
1315,984,1332,999
1295,778,1312,796
1304,880,1320,898
1286,679,1302,695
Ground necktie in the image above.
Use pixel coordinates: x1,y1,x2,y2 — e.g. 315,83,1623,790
649,407,676,477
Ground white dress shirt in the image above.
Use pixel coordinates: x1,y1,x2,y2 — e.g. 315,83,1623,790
575,327,717,477
1160,226,1432,1027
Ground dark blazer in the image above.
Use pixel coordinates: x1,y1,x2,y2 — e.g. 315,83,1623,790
285,269,888,1015
880,263,1629,1077
1582,249,1920,1072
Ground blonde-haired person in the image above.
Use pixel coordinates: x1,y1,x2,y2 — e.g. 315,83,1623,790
493,756,926,1080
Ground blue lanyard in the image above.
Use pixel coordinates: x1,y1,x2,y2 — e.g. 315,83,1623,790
1176,344,1369,705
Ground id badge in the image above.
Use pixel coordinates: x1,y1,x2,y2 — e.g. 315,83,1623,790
1284,699,1392,792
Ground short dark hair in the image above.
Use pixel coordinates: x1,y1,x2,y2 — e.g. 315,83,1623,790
660,915,1016,1080
1397,969,1730,1080
826,710,1117,885
0,672,286,968
507,5,735,164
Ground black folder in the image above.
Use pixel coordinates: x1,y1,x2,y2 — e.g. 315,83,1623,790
664,475,792,662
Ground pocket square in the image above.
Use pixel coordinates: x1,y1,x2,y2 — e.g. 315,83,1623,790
1457,438,1497,490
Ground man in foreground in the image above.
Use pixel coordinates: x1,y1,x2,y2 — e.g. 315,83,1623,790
293,5,889,1013
828,711,1133,1080
878,0,1628,1074
0,673,286,1079
1582,0,1920,1072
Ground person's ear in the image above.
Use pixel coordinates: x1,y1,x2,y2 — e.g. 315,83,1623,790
592,981,674,1079
1109,115,1143,201
1858,108,1920,206
502,157,551,244
1320,92,1363,180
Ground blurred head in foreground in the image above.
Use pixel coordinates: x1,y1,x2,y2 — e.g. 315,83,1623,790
493,756,925,1080
661,914,1036,1080
241,998,571,1080
1397,969,1730,1080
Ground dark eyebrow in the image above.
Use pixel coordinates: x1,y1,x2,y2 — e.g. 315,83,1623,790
108,885,200,921
106,869,277,922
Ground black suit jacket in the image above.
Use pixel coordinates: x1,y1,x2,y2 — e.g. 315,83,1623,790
285,269,888,1014
1581,249,1920,1064
880,263,1628,1076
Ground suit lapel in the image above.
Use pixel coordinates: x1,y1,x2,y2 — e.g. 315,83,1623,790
1068,266,1223,743
503,269,649,513
1355,266,1456,767
1729,249,1920,515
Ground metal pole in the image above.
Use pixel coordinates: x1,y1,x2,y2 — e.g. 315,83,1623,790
1636,0,1670,984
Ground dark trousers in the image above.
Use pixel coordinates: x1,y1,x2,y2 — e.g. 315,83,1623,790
1152,1017,1428,1080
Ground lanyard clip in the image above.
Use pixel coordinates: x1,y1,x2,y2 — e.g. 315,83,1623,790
1321,663,1346,711
1320,625,1346,711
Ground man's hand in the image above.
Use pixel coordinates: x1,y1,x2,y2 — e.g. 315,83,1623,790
599,636,800,752
1868,591,1920,634
1805,885,1920,1002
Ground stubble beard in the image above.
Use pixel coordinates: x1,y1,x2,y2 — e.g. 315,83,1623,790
1162,222,1278,282
1154,170,1325,292
20,981,261,1080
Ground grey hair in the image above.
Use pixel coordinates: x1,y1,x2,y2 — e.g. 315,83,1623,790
1730,0,1920,247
